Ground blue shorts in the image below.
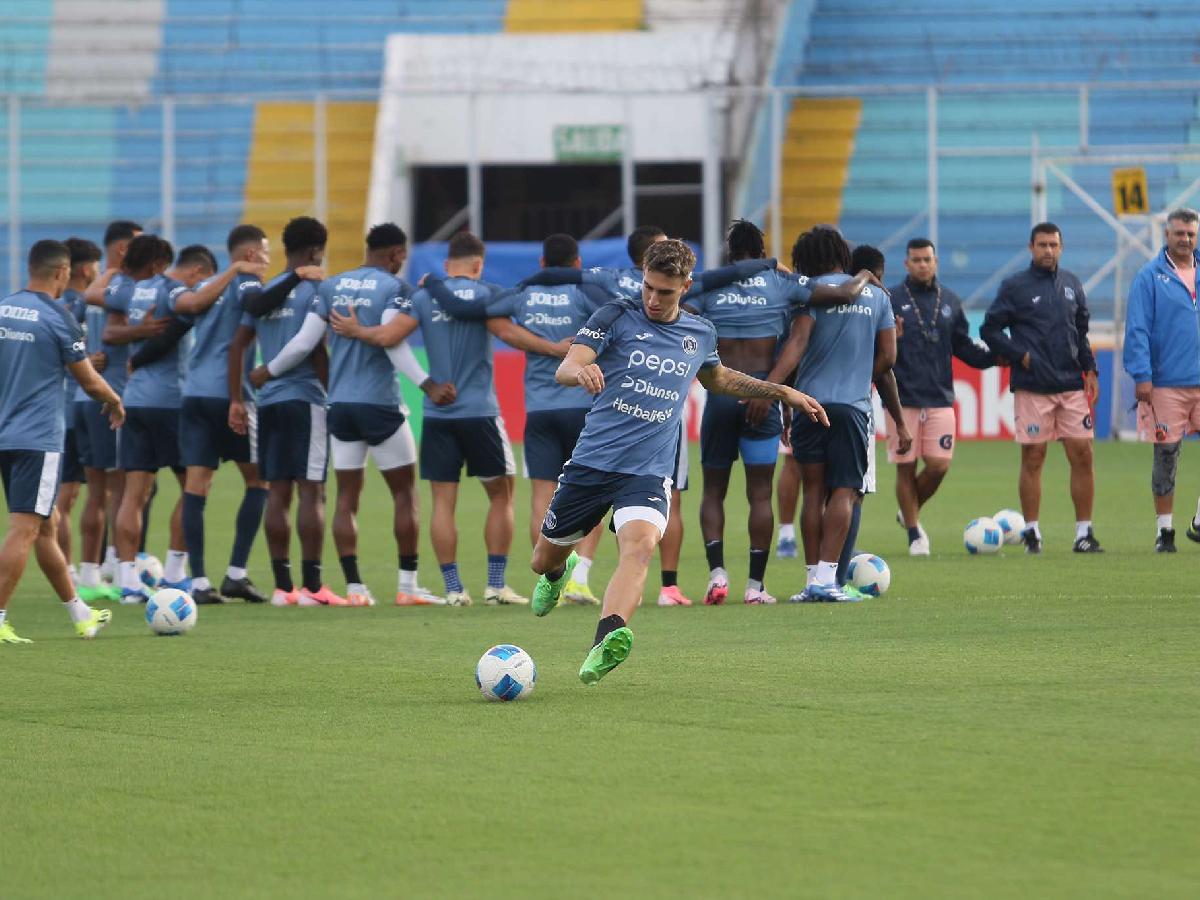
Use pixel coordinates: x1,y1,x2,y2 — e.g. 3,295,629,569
790,402,869,491
180,396,256,469
523,408,588,481
700,389,782,469
260,401,328,483
326,402,404,446
540,462,672,545
61,427,84,484
420,416,514,483
119,407,182,473
74,399,118,471
0,449,63,517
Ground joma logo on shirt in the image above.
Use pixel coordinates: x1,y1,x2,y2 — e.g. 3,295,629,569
0,305,38,322
528,292,569,307
336,278,377,290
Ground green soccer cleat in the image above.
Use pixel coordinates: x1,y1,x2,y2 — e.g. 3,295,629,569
532,551,577,617
579,626,633,685
563,578,599,605
78,583,122,604
0,622,33,644
74,607,112,640
841,584,871,601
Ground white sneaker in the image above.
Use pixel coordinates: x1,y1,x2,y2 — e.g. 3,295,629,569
445,590,473,607
484,585,529,606
909,535,931,556
396,585,446,606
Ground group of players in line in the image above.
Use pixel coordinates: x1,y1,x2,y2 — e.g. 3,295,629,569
3,209,1198,681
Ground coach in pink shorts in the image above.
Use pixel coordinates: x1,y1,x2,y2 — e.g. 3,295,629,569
1122,207,1200,552
886,238,998,556
981,223,1102,554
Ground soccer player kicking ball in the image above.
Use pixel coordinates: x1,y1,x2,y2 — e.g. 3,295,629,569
527,240,828,685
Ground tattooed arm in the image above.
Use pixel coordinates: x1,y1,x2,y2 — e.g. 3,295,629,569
697,365,829,426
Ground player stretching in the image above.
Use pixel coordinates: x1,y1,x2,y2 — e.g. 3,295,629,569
253,224,451,606
685,220,877,604
0,240,125,644
528,239,828,684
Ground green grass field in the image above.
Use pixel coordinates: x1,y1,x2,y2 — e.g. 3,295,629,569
3,441,1198,899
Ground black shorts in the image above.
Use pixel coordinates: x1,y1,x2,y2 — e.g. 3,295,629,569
790,402,869,491
420,416,514,483
540,462,672,545
179,396,256,469
0,449,62,517
523,408,588,481
260,401,329,483
119,407,182,473
74,399,118,471
700,389,783,469
326,402,404,446
61,427,84,484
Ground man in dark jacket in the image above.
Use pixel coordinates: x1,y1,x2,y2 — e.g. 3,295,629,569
981,223,1101,554
887,238,998,555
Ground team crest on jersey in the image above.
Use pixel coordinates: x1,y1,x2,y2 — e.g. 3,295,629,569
542,509,557,530
941,305,952,317
681,335,698,356
1064,287,1075,301
72,340,86,354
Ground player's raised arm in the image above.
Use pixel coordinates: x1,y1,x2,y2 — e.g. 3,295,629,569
697,364,828,426
806,269,882,307
172,258,266,316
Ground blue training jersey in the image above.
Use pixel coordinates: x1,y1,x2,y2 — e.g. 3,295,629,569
312,266,406,406
60,288,87,416
124,275,187,409
102,271,137,395
488,282,603,411
400,276,504,420
570,298,719,481
181,273,260,400
74,298,108,403
584,265,644,300
245,272,324,407
0,290,87,452
687,269,812,340
794,274,894,412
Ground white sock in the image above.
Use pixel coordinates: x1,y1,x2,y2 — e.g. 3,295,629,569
779,524,795,542
571,555,592,585
64,597,91,623
709,566,728,584
1075,520,1092,540
226,566,247,581
119,561,141,592
747,579,764,593
1157,514,1174,532
164,550,188,583
398,568,417,592
192,576,211,591
104,545,118,566
1194,495,1200,526
1026,520,1041,539
348,581,367,596
815,560,837,585
805,564,816,586
79,562,101,587
0,608,7,627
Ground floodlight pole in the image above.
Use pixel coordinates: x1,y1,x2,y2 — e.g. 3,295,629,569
161,97,176,245
926,86,938,250
466,92,482,237
7,95,20,295
702,91,721,270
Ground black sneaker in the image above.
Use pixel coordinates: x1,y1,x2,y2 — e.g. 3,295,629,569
192,586,225,605
1156,527,1177,553
1187,518,1200,544
1072,528,1104,553
220,576,267,604
1021,527,1042,555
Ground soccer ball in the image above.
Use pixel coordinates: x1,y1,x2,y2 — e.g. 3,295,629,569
847,553,890,597
137,554,164,589
993,509,1026,545
476,644,536,701
964,517,1003,554
146,588,197,636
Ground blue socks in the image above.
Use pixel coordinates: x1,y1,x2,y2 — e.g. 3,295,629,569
231,487,268,569
441,563,463,594
487,554,507,589
837,502,862,587
182,492,207,578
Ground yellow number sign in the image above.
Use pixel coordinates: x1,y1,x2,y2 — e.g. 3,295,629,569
1112,167,1149,216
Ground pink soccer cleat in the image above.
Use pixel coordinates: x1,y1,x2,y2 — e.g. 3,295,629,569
657,585,693,607
271,588,300,607
299,586,351,607
703,577,729,606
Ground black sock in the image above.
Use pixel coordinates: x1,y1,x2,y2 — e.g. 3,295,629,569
547,562,567,581
230,487,268,569
271,559,293,592
301,559,321,593
139,480,157,553
593,613,626,647
182,492,206,578
399,554,418,573
661,569,677,588
907,525,921,543
838,502,863,586
704,539,724,571
748,548,769,584
340,554,362,585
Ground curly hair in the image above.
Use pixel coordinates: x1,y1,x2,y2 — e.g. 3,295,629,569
642,238,695,279
791,226,851,278
726,218,765,262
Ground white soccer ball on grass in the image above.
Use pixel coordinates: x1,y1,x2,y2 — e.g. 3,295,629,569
146,588,197,636
964,517,1003,555
476,644,537,701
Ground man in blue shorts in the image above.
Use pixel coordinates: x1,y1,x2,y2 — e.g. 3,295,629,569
527,239,828,684
0,240,125,644
253,223,454,607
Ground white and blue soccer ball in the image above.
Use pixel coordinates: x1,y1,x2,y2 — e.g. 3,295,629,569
136,554,164,589
146,588,197,636
964,517,1003,554
992,509,1026,546
847,553,891,597
476,644,536,702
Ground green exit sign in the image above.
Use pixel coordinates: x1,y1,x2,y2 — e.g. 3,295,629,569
553,124,624,162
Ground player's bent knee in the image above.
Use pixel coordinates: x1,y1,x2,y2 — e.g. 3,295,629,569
1152,440,1182,497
